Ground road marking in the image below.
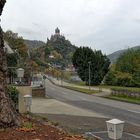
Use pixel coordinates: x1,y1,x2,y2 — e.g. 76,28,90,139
49,87,56,91
80,97,87,100
127,110,140,114
62,92,67,95
91,131,107,134
84,132,102,139
124,132,140,139
85,132,140,139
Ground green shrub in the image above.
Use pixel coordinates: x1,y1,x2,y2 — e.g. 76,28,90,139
115,72,135,87
105,70,136,87
105,49,140,87
104,70,117,85
132,70,140,87
6,86,19,108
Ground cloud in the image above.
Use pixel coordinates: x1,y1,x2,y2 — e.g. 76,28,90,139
1,0,140,54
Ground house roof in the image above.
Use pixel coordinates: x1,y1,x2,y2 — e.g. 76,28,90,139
4,41,14,54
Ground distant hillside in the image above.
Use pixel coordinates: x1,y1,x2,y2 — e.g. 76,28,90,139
24,39,45,48
107,46,140,63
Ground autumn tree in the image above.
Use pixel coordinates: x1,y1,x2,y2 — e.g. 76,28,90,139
0,0,20,128
105,49,140,87
6,53,17,83
4,31,28,59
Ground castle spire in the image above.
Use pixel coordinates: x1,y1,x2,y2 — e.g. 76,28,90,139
55,27,60,35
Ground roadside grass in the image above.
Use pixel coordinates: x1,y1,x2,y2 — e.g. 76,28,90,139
62,86,97,94
70,82,140,92
70,81,86,86
106,95,140,104
97,85,140,92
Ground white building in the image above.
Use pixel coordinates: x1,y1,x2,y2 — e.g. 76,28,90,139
4,41,14,54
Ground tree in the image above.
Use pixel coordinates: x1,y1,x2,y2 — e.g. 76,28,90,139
72,47,110,85
31,60,39,73
104,49,140,87
6,53,17,84
4,31,28,59
0,0,20,128
116,49,140,87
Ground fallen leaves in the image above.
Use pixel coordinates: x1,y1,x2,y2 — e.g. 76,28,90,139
0,115,90,140
63,135,84,140
15,127,35,132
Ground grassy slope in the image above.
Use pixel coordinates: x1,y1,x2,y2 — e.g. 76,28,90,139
106,95,140,104
70,81,140,92
62,86,97,94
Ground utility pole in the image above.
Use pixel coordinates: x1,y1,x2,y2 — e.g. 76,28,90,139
61,70,63,86
88,61,91,90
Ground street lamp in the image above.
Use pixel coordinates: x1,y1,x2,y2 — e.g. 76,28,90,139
24,94,32,113
88,61,91,90
17,68,24,83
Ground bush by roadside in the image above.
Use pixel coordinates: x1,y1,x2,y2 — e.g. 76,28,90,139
6,85,19,109
62,86,97,94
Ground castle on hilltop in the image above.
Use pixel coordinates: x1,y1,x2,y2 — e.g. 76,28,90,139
50,27,65,41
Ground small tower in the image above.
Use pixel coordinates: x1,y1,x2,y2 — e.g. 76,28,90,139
55,27,60,35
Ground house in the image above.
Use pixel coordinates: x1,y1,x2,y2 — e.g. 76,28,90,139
4,41,14,54
4,41,15,84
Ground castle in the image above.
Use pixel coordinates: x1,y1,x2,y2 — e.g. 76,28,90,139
50,27,65,41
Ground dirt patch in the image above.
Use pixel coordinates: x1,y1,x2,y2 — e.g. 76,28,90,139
0,115,97,140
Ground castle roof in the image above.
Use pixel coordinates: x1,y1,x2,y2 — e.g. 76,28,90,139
55,27,60,34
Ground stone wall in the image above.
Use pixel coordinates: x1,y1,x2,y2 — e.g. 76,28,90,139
111,88,140,98
32,87,46,98
16,86,31,113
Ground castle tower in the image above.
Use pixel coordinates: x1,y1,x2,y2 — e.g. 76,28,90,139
55,27,60,35
50,27,65,41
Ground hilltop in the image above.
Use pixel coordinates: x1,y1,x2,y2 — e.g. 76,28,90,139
24,39,45,48
33,28,77,68
107,46,140,63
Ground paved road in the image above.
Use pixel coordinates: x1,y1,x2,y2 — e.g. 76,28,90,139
45,79,140,126
49,77,111,94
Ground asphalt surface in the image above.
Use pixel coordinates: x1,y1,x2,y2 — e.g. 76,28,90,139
39,79,140,139
45,79,140,126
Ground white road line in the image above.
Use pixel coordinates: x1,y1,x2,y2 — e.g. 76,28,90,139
124,132,140,139
127,110,140,114
49,87,55,90
80,97,86,100
62,92,67,95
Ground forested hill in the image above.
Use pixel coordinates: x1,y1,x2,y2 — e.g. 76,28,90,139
4,29,77,68
24,39,45,48
47,35,77,59
36,31,77,67
107,46,140,63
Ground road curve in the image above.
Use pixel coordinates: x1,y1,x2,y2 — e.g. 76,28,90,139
45,79,140,126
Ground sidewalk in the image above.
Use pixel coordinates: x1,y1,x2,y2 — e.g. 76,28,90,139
31,98,105,118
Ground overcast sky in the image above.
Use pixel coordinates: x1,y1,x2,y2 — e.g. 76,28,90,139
1,0,140,54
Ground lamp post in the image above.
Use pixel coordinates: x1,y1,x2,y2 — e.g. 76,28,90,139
17,68,24,83
24,95,32,120
24,94,32,113
88,61,91,90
